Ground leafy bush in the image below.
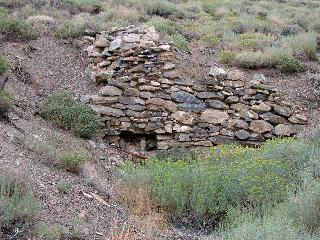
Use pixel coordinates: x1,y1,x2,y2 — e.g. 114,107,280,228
116,145,292,224
43,91,100,138
0,55,9,76
201,34,220,47
0,173,38,230
237,33,270,50
276,55,301,73
60,152,85,173
234,51,270,68
170,33,190,52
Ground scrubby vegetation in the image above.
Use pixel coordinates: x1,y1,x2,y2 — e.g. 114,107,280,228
43,91,100,139
116,136,320,236
0,0,318,71
0,172,38,233
60,152,85,173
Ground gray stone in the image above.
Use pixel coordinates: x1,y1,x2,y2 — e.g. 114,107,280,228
90,105,124,117
251,103,271,113
109,38,123,51
235,130,250,140
228,119,249,129
172,111,195,125
197,92,225,100
274,124,296,136
118,97,145,105
206,100,229,110
209,66,227,79
171,91,201,104
200,109,230,124
178,103,206,112
260,112,287,124
250,120,273,133
124,88,140,97
225,96,239,104
99,86,123,96
273,105,291,117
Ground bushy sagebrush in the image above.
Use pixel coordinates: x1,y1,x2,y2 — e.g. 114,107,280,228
64,0,102,13
55,19,86,39
289,32,318,60
43,91,100,138
60,152,85,173
0,90,11,118
0,55,9,76
0,173,38,229
0,10,38,40
276,55,301,73
218,50,236,64
117,145,292,223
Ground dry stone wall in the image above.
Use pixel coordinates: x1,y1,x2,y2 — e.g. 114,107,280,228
82,25,307,150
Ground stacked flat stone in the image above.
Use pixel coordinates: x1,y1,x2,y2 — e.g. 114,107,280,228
82,25,307,150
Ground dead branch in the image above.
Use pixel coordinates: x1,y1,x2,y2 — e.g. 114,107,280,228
0,77,8,91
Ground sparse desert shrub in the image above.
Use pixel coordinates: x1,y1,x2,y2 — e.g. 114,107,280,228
285,181,320,232
43,91,100,138
117,145,292,225
57,179,71,194
35,223,67,240
0,11,38,40
234,51,269,68
64,0,102,13
0,173,38,229
69,216,87,239
276,55,301,73
201,34,220,47
55,19,86,38
0,90,12,118
218,50,236,64
60,152,85,173
170,33,190,52
289,32,318,60
237,33,270,50
0,55,9,76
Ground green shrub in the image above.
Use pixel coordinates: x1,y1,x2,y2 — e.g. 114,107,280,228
170,33,190,52
55,20,86,39
0,90,12,118
0,55,9,75
57,179,71,194
43,91,100,138
285,181,320,232
238,33,270,50
234,51,270,68
218,50,237,64
201,34,220,47
0,173,38,229
276,55,301,73
0,11,38,40
35,223,67,240
289,32,318,60
64,0,102,13
60,152,85,173
117,145,292,223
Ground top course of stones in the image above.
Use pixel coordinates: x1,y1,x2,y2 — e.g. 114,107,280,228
81,25,307,150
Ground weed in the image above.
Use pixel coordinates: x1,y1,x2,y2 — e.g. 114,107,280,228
55,19,86,39
0,172,38,230
57,179,71,194
43,91,100,139
201,34,220,47
218,50,236,64
276,55,301,73
289,32,318,60
0,55,9,76
64,0,102,13
60,152,85,173
0,90,11,118
34,222,67,240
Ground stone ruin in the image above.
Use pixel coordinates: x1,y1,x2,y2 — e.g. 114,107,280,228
82,25,308,151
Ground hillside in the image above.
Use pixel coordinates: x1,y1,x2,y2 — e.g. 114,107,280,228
0,0,320,240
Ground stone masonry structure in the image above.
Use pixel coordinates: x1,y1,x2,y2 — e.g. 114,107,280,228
82,25,307,150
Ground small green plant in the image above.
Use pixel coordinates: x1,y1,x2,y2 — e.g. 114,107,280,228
35,222,67,240
237,33,270,50
69,216,87,239
289,32,318,60
0,10,38,40
0,55,9,75
65,0,102,13
60,152,85,173
55,20,86,39
276,56,301,73
0,173,38,230
57,179,71,194
170,33,190,52
201,34,220,47
43,91,100,138
234,51,269,68
218,50,237,64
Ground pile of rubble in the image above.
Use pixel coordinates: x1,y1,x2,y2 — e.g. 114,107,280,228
82,25,307,150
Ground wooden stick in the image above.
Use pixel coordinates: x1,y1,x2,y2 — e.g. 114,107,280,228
0,77,8,91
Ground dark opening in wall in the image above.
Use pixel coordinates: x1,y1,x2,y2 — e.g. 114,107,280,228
119,131,157,151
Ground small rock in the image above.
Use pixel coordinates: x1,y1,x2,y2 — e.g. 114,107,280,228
235,130,250,140
99,86,123,96
209,66,227,80
274,124,296,136
250,120,273,133
200,109,230,124
273,105,291,117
